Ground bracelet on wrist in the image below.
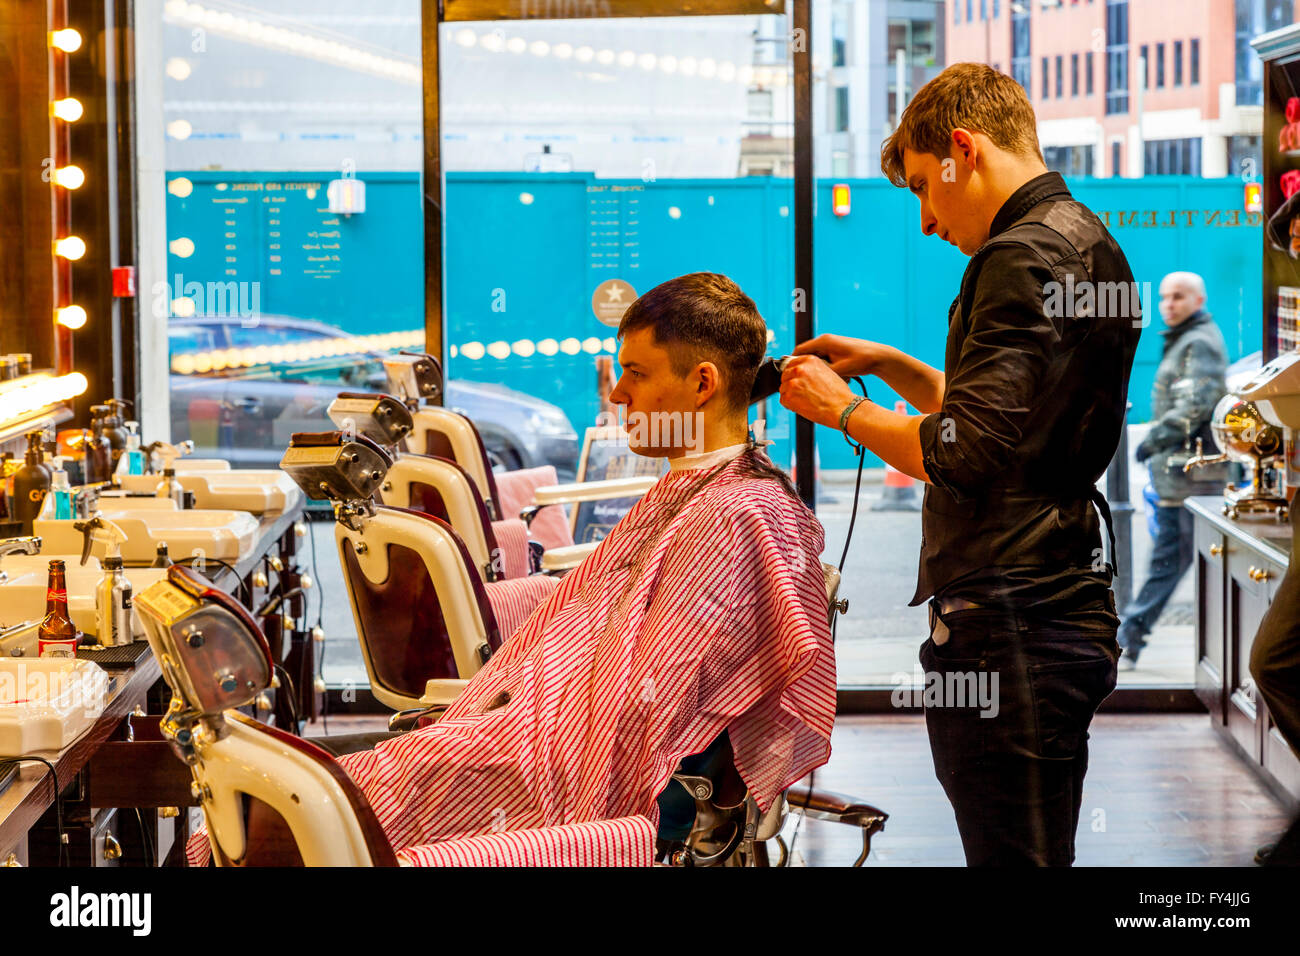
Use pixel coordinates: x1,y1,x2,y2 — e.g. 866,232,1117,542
839,397,867,448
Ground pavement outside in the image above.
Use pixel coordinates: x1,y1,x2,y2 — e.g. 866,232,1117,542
313,425,1195,689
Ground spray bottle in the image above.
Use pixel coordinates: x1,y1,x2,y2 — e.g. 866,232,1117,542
74,515,135,647
153,442,187,506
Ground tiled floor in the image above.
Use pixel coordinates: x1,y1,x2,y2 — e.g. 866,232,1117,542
303,711,1294,866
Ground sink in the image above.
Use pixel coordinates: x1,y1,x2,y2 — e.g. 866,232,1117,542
112,469,301,513
34,502,259,563
0,657,109,755
0,556,167,638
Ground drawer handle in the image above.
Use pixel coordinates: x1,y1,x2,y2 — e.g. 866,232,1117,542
1209,544,1223,557
1250,567,1273,583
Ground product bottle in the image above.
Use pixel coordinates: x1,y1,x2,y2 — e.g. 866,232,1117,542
114,421,145,476
83,408,113,484
103,399,130,470
0,451,11,523
49,457,74,520
96,555,134,647
155,467,185,506
38,560,79,658
13,431,52,535
152,542,173,568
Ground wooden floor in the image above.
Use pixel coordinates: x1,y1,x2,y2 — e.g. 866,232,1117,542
304,712,1295,866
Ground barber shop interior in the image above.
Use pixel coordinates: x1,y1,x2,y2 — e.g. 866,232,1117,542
5,0,1300,916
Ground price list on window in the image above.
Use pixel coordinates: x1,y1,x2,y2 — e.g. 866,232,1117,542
586,183,642,277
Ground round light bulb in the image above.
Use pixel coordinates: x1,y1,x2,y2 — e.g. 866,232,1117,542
56,305,87,329
52,165,84,189
51,29,82,53
52,98,83,121
55,236,86,260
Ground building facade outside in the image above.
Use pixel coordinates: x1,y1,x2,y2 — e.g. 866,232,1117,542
946,0,1298,178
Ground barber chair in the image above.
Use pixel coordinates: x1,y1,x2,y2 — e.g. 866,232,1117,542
657,563,888,867
134,564,656,866
380,353,658,571
280,430,557,715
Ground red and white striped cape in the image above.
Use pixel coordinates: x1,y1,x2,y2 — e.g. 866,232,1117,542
339,448,836,852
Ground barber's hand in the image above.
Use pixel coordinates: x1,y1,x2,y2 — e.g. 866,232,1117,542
778,354,859,429
794,334,893,379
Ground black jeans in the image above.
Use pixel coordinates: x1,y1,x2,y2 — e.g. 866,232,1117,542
920,601,1119,866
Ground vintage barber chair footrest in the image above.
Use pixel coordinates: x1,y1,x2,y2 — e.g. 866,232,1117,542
77,640,152,670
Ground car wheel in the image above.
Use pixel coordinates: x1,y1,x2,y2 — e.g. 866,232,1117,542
486,444,524,473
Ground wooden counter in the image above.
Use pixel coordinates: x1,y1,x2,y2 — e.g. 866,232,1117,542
1186,496,1300,806
0,500,305,863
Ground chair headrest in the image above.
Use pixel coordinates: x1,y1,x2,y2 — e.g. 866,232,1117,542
327,392,414,447
134,565,273,717
383,352,443,405
280,430,391,502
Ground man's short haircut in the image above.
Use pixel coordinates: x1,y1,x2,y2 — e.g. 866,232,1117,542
880,62,1043,187
1161,271,1207,301
617,272,767,410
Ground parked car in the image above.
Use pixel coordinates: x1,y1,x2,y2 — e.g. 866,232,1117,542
167,315,580,481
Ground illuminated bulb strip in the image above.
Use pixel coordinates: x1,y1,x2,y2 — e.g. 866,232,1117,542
54,236,86,260
162,1,419,85
169,329,425,374
51,29,82,53
56,305,87,329
52,98,83,121
466,30,756,83
0,373,88,424
52,165,84,189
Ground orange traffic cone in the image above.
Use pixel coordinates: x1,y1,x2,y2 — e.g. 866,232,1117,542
872,401,920,511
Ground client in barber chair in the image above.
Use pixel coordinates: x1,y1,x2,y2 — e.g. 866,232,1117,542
324,273,835,856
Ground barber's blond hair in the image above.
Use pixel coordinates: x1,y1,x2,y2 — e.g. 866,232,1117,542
880,62,1043,187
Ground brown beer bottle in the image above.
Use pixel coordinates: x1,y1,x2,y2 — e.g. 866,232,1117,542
38,559,78,657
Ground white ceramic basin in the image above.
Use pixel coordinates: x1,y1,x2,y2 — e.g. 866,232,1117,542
174,458,231,472
0,557,167,638
0,657,109,755
34,503,258,563
113,469,301,513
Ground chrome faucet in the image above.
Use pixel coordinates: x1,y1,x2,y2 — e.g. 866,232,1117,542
1182,437,1229,473
0,536,42,585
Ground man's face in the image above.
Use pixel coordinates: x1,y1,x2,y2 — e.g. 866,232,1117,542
1158,278,1204,327
903,142,988,256
608,326,712,457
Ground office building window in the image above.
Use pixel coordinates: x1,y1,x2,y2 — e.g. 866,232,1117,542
1144,137,1202,176
981,0,987,19
1012,2,1031,96
1139,44,1149,90
1042,56,1050,97
1071,53,1079,96
835,85,850,132
1156,42,1165,88
1112,141,1122,177
1228,135,1261,179
967,0,973,21
1086,51,1094,94
1056,55,1063,97
1043,145,1094,177
1105,0,1129,115
832,5,848,67
1191,37,1200,85
954,0,960,23
1174,40,1183,86
994,0,1000,16
1237,0,1290,105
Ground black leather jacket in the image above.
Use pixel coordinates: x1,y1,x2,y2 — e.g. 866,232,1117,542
912,172,1141,608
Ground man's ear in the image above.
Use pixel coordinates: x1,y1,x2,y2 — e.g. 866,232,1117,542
694,361,721,408
951,128,978,171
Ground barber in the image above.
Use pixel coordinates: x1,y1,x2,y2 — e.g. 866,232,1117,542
778,63,1140,866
